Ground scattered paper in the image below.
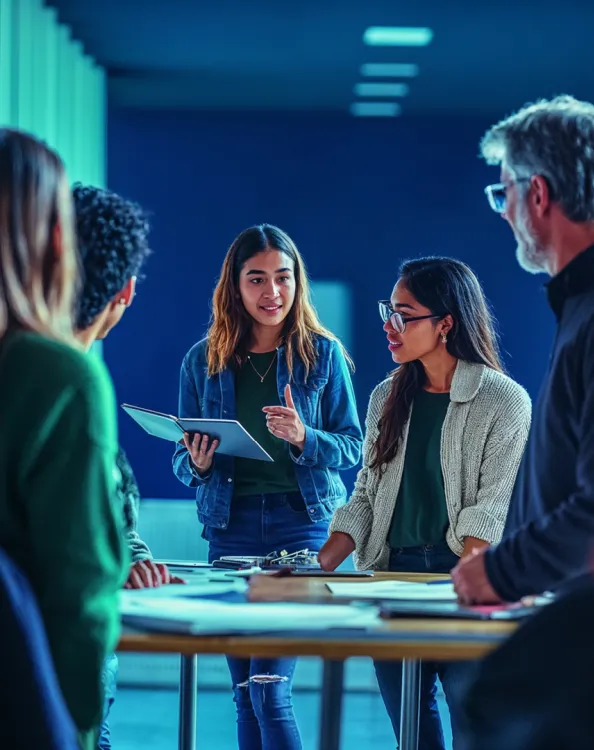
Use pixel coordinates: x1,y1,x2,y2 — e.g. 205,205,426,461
120,594,380,635
120,580,247,599
327,580,457,601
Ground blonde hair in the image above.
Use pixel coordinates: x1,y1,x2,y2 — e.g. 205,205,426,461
207,224,353,378
0,129,78,342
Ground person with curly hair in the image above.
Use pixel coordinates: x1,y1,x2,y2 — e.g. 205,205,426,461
72,183,181,750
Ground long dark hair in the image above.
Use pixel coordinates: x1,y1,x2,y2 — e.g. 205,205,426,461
371,257,503,471
207,223,352,378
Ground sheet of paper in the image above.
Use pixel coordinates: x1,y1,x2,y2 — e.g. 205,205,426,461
120,580,248,599
140,566,260,585
326,580,457,601
120,594,381,635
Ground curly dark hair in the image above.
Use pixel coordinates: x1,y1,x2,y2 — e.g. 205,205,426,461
73,183,151,329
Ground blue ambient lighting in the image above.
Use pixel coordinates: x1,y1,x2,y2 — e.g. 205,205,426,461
363,27,434,46
349,102,402,117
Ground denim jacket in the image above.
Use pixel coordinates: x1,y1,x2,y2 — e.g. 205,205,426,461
172,335,363,528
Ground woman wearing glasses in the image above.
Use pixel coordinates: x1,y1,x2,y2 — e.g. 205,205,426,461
318,256,531,750
173,224,362,750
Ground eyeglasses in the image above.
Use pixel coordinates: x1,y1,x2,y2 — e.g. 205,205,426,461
484,178,531,213
378,300,441,333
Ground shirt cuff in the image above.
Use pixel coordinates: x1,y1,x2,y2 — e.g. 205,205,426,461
290,426,318,466
484,545,519,602
190,455,212,482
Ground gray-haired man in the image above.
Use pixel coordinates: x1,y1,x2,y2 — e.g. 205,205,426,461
452,95,594,750
452,94,594,604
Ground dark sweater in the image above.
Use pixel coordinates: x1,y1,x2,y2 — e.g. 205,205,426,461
486,245,594,601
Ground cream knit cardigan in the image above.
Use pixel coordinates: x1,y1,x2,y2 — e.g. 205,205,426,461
329,361,532,570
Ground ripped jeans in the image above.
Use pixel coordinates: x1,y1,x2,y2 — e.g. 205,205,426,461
205,492,330,750
225,656,300,750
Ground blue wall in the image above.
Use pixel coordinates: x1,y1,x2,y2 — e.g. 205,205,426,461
107,109,554,499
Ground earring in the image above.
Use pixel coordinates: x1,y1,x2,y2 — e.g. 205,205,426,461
441,333,448,344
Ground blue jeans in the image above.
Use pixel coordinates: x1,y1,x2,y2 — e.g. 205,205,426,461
205,492,329,750
374,542,473,750
203,493,328,750
98,653,118,750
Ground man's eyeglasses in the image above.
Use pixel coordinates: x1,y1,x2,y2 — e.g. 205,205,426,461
378,300,441,333
484,178,531,214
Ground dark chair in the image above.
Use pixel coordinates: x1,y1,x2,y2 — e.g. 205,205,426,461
461,582,594,750
0,546,79,749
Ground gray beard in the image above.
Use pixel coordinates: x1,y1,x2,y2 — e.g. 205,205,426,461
516,240,548,275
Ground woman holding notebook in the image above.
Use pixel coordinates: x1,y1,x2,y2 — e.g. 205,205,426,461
318,257,532,750
173,223,362,750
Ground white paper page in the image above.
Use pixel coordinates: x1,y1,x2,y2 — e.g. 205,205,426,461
144,566,261,584
120,580,247,599
326,580,457,601
120,595,380,634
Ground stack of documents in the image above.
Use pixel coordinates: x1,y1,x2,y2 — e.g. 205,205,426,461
326,580,457,601
120,592,381,635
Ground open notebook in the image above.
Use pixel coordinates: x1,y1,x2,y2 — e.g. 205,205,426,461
121,404,273,461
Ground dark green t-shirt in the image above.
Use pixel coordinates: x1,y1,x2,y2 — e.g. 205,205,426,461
234,351,300,497
388,389,451,548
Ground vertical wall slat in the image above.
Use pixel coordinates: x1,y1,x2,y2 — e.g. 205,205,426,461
0,0,14,125
1,8,105,188
95,65,107,187
41,5,59,150
14,0,35,131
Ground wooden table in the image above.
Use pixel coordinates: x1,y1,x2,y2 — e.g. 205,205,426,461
118,572,517,750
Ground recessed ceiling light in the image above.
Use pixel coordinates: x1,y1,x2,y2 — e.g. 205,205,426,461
360,63,419,78
354,82,409,97
350,102,402,117
363,27,433,46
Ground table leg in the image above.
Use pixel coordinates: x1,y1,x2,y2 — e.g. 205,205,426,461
178,654,198,750
318,659,345,750
399,658,421,750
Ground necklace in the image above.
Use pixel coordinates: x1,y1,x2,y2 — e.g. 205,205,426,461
247,351,278,383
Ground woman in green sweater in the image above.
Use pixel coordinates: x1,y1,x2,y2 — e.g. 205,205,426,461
0,129,128,749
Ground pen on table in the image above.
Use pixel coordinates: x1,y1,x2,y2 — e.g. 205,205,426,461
426,579,453,585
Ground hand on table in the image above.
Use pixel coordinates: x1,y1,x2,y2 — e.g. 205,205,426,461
124,560,186,589
317,532,356,572
451,548,502,605
263,385,306,452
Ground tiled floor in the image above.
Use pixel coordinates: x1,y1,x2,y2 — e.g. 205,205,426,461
109,686,453,749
